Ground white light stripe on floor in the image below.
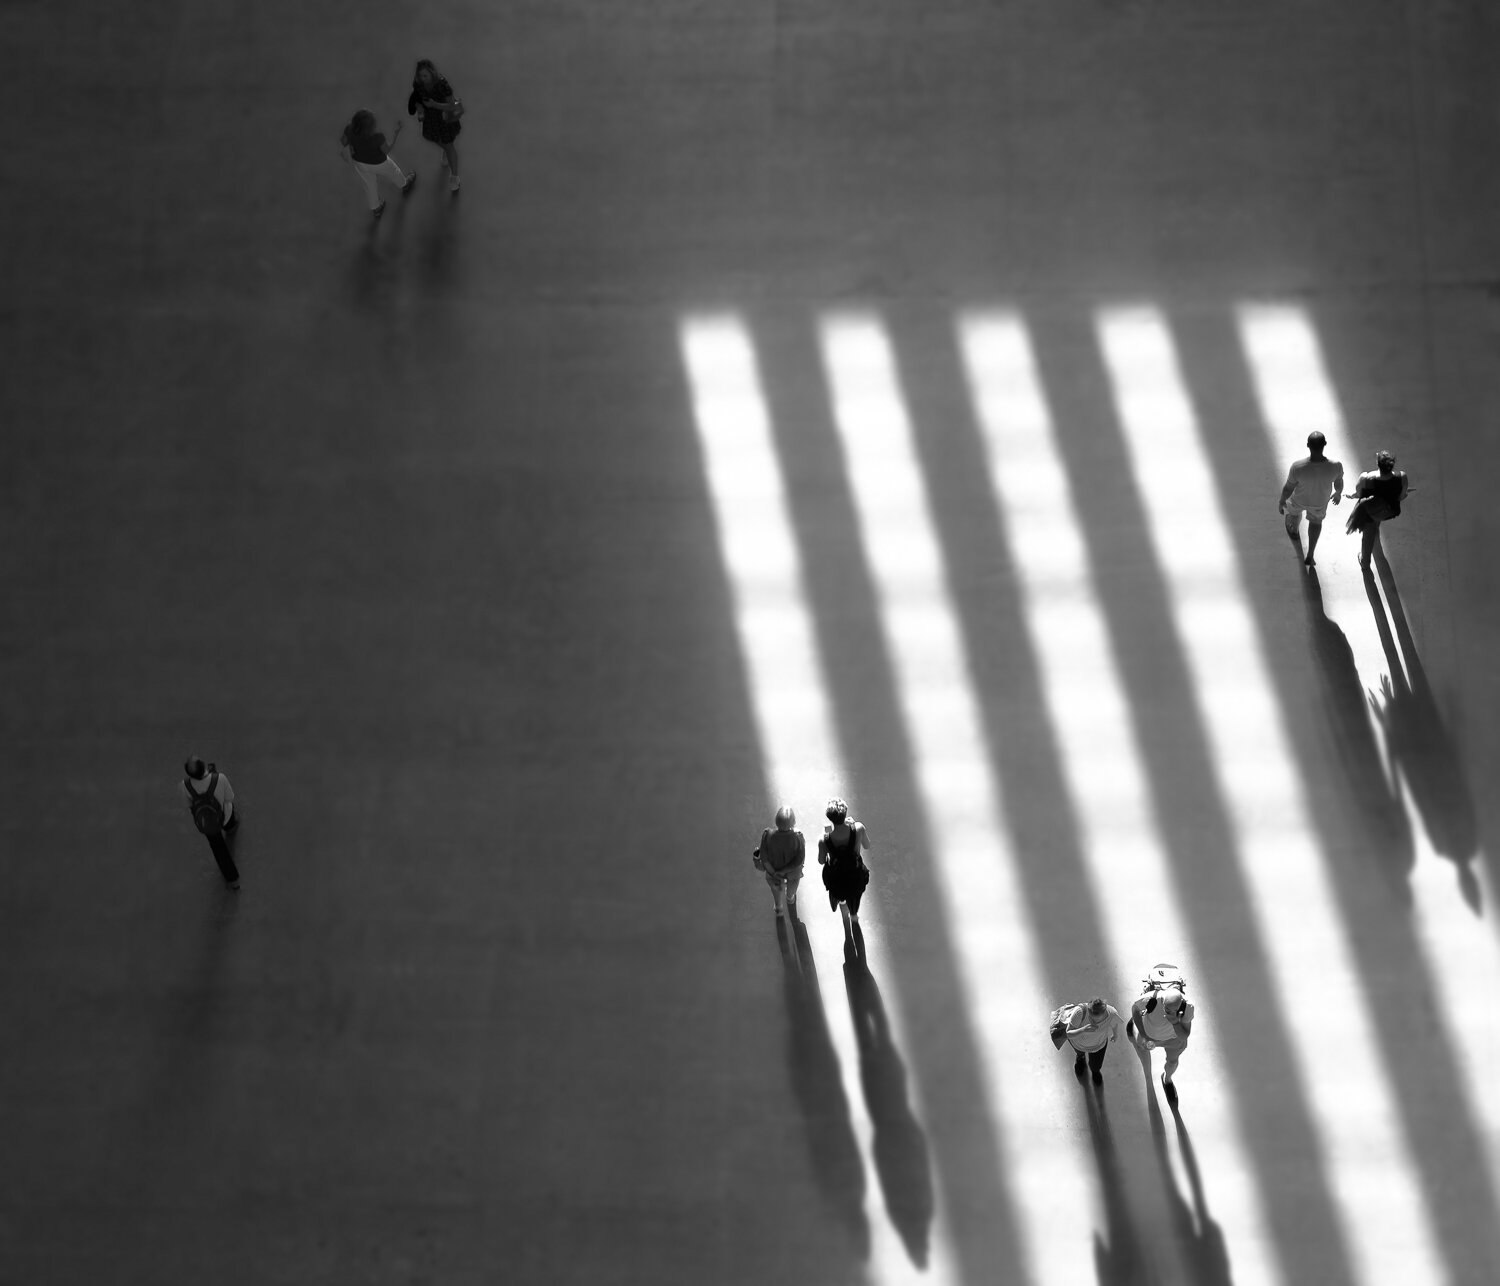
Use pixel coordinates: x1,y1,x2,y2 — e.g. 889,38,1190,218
957,311,1284,1286
1097,306,1450,1286
681,314,959,1286
1237,302,1500,1214
819,312,1094,1286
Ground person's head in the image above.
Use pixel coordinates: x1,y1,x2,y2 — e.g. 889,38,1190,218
774,804,796,831
414,59,438,89
1375,450,1396,474
184,756,206,781
1306,430,1326,459
825,798,848,825
1088,997,1107,1020
346,109,375,139
1161,987,1185,1017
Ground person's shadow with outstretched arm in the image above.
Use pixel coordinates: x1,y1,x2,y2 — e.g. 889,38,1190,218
779,909,871,1261
1147,1086,1234,1286
1084,1074,1153,1286
1364,549,1482,911
1301,568,1416,907
841,924,934,1268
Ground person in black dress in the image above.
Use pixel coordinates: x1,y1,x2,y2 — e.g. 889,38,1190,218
819,798,871,936
1345,450,1409,570
408,59,465,192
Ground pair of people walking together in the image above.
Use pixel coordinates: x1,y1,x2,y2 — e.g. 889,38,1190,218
754,799,870,934
1052,964,1195,1105
339,59,465,217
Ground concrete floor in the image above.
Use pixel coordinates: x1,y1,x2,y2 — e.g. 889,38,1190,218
3,2,1499,1284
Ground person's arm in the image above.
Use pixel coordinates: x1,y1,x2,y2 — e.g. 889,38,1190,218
217,775,235,811
1398,472,1410,503
1332,460,1344,503
381,121,403,155
1278,467,1297,512
408,89,422,117
818,829,830,864
855,822,871,852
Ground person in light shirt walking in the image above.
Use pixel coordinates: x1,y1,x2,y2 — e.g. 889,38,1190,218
1128,964,1195,1107
1050,996,1128,1085
753,805,806,918
1278,430,1344,568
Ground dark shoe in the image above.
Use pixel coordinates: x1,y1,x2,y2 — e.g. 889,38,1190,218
402,172,417,195
373,200,387,219
228,881,240,891
1091,1069,1104,1085
1074,1053,1087,1080
1161,1074,1178,1106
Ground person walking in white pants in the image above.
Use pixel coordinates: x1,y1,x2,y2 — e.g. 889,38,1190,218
338,109,416,218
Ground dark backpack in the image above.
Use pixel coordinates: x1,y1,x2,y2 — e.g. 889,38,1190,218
186,770,224,836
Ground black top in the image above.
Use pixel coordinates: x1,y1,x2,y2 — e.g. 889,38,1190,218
347,131,387,164
1366,472,1404,515
408,76,455,116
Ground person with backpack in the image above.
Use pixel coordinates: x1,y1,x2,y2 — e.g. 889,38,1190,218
338,109,417,218
1127,964,1195,1106
818,799,871,936
1049,996,1127,1085
752,804,806,917
183,756,240,889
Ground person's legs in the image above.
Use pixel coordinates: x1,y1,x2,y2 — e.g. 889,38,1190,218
1161,1038,1185,1083
352,161,383,210
1305,519,1323,564
1360,523,1379,568
764,869,785,916
845,886,863,919
1089,1047,1107,1075
784,865,801,907
1074,1049,1087,1079
206,831,239,887
1283,507,1303,546
443,142,460,184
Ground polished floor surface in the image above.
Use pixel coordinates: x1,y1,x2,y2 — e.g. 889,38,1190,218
4,3,1500,1284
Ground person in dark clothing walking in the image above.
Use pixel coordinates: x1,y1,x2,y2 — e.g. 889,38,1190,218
338,110,416,218
408,59,465,192
818,799,871,937
183,756,240,889
1345,449,1409,570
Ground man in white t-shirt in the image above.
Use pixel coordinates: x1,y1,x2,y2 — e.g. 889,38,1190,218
1129,977,1195,1107
1279,431,1344,567
1050,996,1127,1085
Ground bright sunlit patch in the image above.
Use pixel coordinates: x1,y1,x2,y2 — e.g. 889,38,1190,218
1239,303,1500,1215
958,311,1283,1286
1098,306,1450,1286
819,312,1093,1286
681,315,958,1286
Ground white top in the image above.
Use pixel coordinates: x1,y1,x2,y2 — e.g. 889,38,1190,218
1285,455,1344,508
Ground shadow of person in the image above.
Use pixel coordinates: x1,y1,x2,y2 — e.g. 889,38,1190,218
1365,549,1482,912
1084,1082,1154,1286
841,931,934,1268
1301,568,1416,907
1146,1090,1234,1286
779,909,871,1262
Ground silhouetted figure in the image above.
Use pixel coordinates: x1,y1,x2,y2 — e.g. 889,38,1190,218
1127,965,1194,1107
1279,431,1344,567
754,804,806,917
1345,450,1408,570
408,60,464,192
1365,551,1482,910
1083,1079,1155,1286
779,909,870,1260
1300,568,1416,906
842,933,934,1268
182,756,241,889
818,799,871,944
338,110,417,218
1050,997,1127,1085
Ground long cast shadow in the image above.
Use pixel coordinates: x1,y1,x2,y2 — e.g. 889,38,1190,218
1084,1082,1156,1286
841,926,935,1268
1366,548,1482,910
1300,567,1416,907
754,313,1028,1285
1142,1059,1234,1286
781,909,871,1261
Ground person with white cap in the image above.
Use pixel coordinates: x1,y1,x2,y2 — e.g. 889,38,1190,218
753,805,806,917
1049,996,1128,1085
1128,964,1195,1106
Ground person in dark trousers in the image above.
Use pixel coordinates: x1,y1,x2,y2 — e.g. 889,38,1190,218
753,804,806,917
183,756,240,889
338,110,416,218
408,59,464,192
818,798,871,940
1050,996,1127,1085
1346,449,1409,570
1278,429,1344,567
